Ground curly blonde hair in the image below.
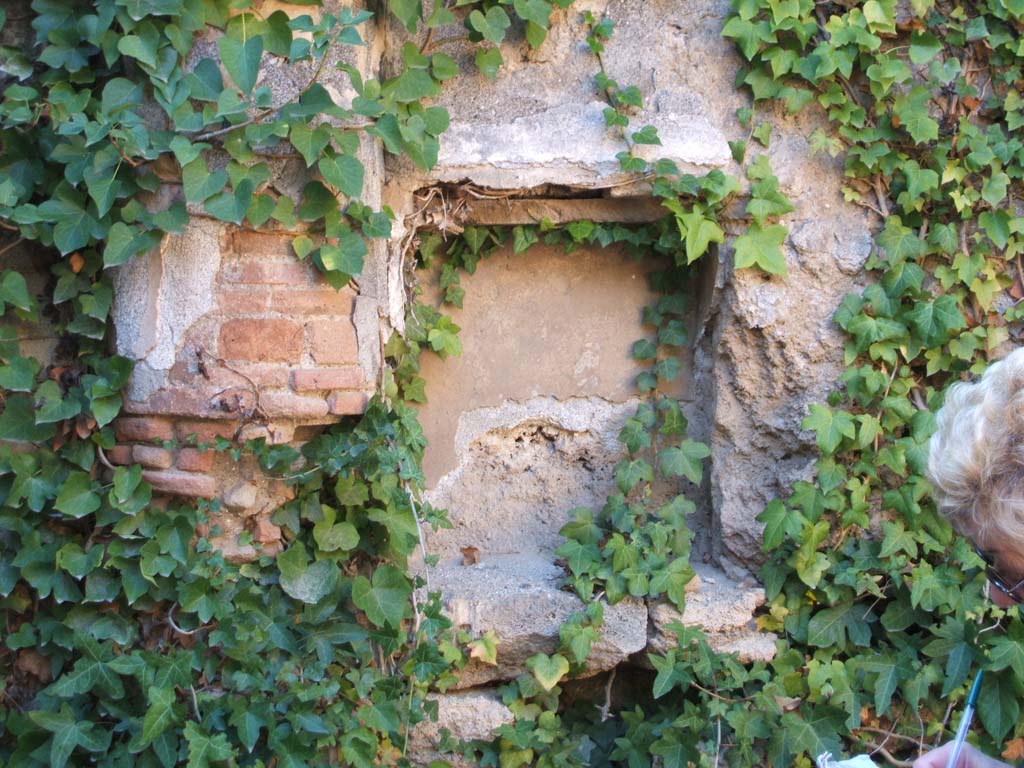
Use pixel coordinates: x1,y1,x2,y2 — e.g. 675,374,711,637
927,347,1024,553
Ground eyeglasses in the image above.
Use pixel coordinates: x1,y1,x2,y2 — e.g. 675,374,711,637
972,542,1024,604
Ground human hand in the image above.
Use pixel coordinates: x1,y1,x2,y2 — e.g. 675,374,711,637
912,742,1012,768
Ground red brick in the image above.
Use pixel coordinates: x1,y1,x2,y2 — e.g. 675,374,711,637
221,260,315,286
229,363,291,388
176,447,215,473
106,445,133,465
114,417,174,443
142,469,218,499
175,419,238,443
132,444,174,470
271,288,354,315
292,367,364,392
219,319,303,363
230,230,295,258
217,288,270,315
307,320,358,365
251,518,282,545
328,391,369,415
260,391,330,419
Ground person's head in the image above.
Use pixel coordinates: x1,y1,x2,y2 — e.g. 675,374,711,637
927,346,1024,607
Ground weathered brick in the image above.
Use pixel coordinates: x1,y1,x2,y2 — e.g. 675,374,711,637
175,419,238,443
142,470,218,499
132,444,174,470
217,288,270,315
230,230,295,258
106,445,133,465
237,422,295,444
114,417,174,443
230,363,291,389
328,391,369,415
251,518,282,545
176,447,214,473
260,391,330,419
219,319,303,363
221,260,315,286
292,367,364,392
307,320,359,365
271,288,354,315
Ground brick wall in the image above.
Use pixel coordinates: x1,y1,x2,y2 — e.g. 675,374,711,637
123,228,373,423
109,227,375,544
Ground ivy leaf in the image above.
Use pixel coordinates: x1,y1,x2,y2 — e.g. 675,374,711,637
28,705,111,768
468,7,511,44
475,47,503,79
0,394,55,442
650,732,698,768
802,404,856,454
658,440,710,484
140,687,178,748
388,0,422,32
351,565,411,628
184,721,235,768
117,35,159,68
289,123,331,168
427,316,462,358
318,231,367,277
182,158,228,203
757,499,804,551
468,629,499,665
55,471,101,519
318,152,364,198
676,211,724,264
894,86,939,143
732,223,787,275
0,357,39,391
526,652,569,691
277,545,338,604
906,295,965,347
0,270,34,312
978,673,1019,744
615,458,653,493
218,34,263,94
313,521,359,553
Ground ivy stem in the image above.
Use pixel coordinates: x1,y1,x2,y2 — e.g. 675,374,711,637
0,238,26,258
421,34,470,55
191,33,334,143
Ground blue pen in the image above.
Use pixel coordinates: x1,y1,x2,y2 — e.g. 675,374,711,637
946,670,984,768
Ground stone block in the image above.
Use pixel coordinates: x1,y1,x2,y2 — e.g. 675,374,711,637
409,690,514,766
142,469,218,499
114,417,175,443
306,319,359,365
646,565,776,664
425,553,648,689
223,481,259,511
219,319,303,363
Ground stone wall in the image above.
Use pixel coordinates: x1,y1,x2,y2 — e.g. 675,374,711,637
91,0,877,755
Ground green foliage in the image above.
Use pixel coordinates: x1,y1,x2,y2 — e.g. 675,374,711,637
7,0,1020,764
